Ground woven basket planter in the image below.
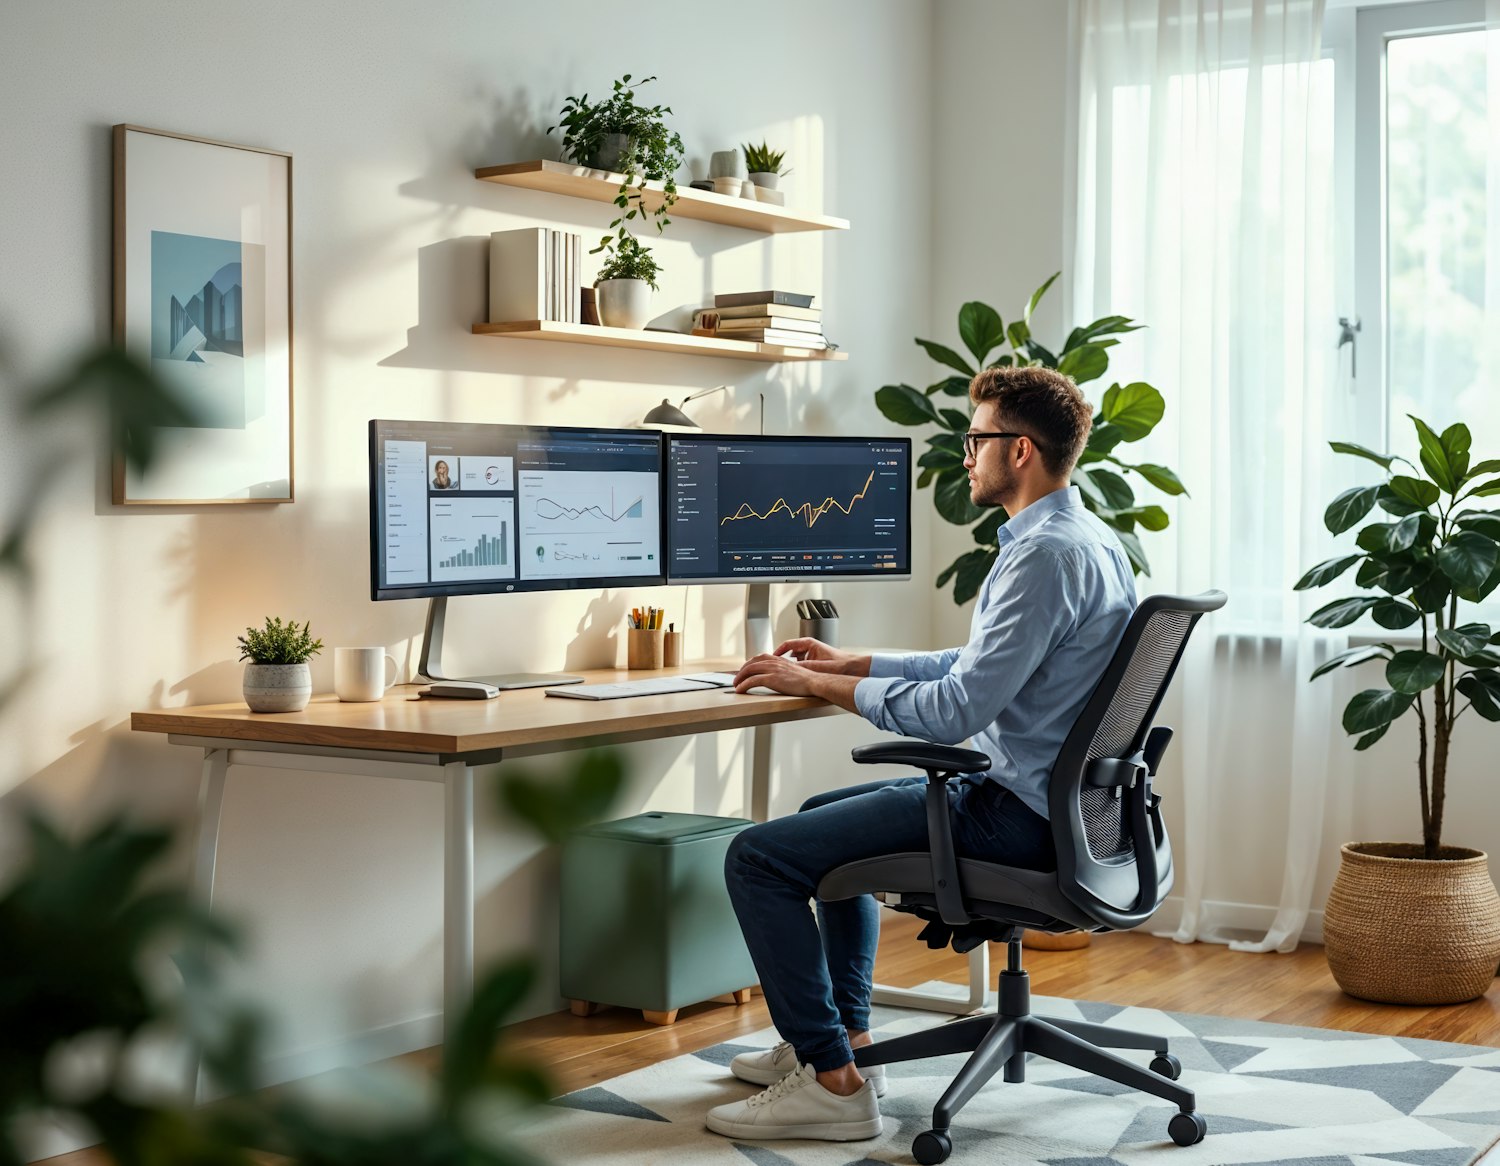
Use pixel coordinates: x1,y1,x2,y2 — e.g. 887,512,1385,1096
1324,842,1500,1005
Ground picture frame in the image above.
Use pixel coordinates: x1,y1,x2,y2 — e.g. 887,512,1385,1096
112,124,294,504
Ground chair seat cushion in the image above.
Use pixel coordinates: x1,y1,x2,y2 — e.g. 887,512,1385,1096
816,853,1094,930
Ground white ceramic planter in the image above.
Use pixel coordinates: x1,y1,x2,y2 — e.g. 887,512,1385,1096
243,662,312,713
748,171,780,190
596,278,651,329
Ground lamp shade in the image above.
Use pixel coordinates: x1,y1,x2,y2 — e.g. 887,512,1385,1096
641,398,700,429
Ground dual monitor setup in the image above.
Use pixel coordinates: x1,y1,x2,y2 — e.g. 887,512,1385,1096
369,419,913,688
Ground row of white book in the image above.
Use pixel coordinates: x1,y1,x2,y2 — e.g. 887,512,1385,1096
488,227,583,324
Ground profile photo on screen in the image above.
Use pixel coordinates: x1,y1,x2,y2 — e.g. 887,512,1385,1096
430,458,455,490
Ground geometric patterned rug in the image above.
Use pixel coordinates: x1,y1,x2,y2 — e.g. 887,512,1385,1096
516,981,1500,1165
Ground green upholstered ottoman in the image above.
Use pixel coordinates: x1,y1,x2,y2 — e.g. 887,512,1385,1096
560,811,758,1025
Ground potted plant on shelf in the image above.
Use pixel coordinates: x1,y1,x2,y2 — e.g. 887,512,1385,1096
594,234,660,330
1296,416,1500,1004
874,272,1186,604
549,73,685,258
238,616,323,713
742,141,792,190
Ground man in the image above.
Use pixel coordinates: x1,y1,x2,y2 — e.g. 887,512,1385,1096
706,365,1136,1143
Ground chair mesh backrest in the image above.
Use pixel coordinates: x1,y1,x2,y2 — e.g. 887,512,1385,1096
1074,609,1196,862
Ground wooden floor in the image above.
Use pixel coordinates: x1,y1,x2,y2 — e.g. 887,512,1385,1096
37,917,1500,1165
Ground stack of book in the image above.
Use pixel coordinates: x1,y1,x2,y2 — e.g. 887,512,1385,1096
488,227,583,324
698,291,827,349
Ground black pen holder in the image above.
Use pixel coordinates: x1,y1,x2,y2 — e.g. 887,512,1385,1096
798,616,840,647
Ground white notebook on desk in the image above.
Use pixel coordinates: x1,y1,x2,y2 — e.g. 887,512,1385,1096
545,673,738,701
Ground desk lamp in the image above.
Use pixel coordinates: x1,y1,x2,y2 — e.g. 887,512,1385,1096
640,385,764,434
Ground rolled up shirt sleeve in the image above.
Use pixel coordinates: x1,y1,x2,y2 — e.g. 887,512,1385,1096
853,545,1081,744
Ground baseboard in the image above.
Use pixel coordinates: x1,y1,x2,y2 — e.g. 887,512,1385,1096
1143,896,1326,945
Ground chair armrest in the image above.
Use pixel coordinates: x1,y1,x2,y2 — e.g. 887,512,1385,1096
1143,726,1173,775
851,741,991,774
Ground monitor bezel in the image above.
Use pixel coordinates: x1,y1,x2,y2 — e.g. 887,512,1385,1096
663,432,914,586
369,418,668,602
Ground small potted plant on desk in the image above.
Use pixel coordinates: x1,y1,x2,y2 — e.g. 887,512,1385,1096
594,234,660,330
238,616,323,713
1297,415,1500,1003
742,140,791,200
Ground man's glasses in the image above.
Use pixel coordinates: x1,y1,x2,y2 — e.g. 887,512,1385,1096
962,431,1038,459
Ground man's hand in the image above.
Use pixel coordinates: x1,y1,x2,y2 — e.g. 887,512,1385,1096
770,638,871,678
732,650,863,713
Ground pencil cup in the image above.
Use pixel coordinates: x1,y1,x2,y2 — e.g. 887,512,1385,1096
798,617,840,648
627,627,665,670
663,631,683,667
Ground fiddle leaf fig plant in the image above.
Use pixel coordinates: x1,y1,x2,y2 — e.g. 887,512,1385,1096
876,273,1186,603
1296,416,1500,858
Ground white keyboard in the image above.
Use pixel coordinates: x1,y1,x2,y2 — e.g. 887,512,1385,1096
546,672,738,701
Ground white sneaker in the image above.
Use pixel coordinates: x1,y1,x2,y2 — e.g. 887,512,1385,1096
730,1040,888,1097
706,1062,883,1141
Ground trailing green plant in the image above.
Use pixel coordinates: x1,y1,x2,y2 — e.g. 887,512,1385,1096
236,616,324,665
1296,417,1500,858
594,233,661,291
875,273,1186,604
741,141,790,177
548,74,684,262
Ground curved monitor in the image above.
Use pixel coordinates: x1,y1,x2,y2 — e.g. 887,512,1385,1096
665,434,912,584
370,419,664,600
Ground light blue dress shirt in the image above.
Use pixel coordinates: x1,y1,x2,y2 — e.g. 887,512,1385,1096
853,485,1137,819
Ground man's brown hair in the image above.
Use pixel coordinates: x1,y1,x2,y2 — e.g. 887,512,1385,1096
968,366,1094,477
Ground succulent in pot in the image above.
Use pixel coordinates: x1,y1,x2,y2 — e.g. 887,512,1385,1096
237,616,323,713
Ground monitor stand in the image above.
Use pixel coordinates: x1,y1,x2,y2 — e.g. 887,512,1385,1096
744,583,773,658
417,596,584,690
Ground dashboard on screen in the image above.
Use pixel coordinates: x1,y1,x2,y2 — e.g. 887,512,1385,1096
370,420,664,600
665,435,912,584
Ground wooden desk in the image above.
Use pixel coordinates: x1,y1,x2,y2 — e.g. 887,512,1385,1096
131,660,845,1046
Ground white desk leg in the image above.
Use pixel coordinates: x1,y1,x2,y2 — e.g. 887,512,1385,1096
187,748,229,1101
749,725,773,823
871,938,990,1016
443,760,475,1046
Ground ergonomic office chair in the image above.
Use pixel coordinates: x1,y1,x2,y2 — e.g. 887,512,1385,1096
817,591,1226,1163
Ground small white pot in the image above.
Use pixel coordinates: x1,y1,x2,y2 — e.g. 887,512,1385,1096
243,662,312,713
596,278,652,330
748,172,780,190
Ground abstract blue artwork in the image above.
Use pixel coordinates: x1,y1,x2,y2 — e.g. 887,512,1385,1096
150,230,265,429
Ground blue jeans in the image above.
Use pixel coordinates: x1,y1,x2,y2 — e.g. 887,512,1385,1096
723,774,1055,1073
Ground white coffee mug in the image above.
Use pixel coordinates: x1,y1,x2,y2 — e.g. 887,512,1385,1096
334,646,398,702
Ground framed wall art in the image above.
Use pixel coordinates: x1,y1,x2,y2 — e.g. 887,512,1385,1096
112,124,293,504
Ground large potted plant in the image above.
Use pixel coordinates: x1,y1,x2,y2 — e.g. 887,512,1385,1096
238,616,322,712
1296,417,1500,1003
875,273,1187,603
594,233,660,330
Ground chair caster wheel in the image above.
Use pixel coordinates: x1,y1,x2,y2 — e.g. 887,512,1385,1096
913,1129,953,1164
1150,1052,1182,1080
1168,1111,1207,1146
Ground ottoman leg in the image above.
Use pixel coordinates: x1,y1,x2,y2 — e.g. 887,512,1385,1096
569,1000,600,1018
732,988,753,1004
642,1009,679,1026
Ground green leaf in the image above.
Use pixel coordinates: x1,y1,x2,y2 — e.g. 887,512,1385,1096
1308,595,1381,628
875,383,941,426
1436,623,1491,659
1412,573,1452,613
1063,314,1143,351
1410,415,1456,491
1309,644,1392,681
1377,485,1427,517
1072,468,1106,509
1329,441,1396,470
1087,467,1136,510
1386,650,1446,693
1436,530,1499,590
1057,343,1110,385
1387,475,1441,509
1371,598,1422,628
1441,422,1472,481
938,407,970,432
444,957,537,1100
916,467,935,489
1006,320,1031,351
1457,672,1500,721
1462,459,1500,483
957,301,1005,365
1342,688,1415,734
1470,480,1500,498
1325,485,1381,534
1354,723,1390,751
1125,504,1169,531
1085,420,1127,456
1100,382,1164,441
1025,339,1059,367
1388,513,1423,552
970,507,1007,546
1294,554,1364,590
1130,463,1188,496
928,430,964,456
915,338,974,376
1024,272,1059,323
1115,528,1150,575
918,446,964,469
931,374,972,398
935,472,984,525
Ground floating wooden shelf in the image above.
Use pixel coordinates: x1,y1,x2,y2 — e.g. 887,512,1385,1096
475,160,849,234
472,320,848,363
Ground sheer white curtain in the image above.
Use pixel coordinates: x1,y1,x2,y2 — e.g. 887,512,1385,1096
1070,0,1350,951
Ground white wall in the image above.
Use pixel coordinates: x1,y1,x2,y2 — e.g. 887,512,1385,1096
0,0,937,1130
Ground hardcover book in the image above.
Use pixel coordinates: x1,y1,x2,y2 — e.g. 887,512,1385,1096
712,290,816,309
